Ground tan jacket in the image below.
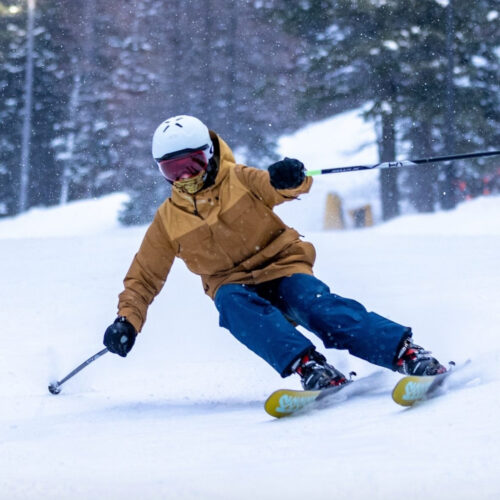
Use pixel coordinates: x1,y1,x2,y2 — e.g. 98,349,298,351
118,133,315,332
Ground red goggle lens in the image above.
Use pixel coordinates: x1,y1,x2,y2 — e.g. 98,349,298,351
157,150,208,181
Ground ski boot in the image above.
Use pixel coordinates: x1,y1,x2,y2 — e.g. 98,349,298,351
394,338,447,376
292,350,348,390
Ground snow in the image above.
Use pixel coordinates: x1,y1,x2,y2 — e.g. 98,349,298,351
487,10,499,21
382,40,399,51
277,106,382,228
1,190,499,499
0,193,128,239
373,196,500,235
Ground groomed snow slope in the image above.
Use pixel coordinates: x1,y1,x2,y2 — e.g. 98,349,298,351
0,194,499,500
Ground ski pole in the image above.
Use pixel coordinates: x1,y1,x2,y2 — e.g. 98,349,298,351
48,348,108,395
306,149,500,176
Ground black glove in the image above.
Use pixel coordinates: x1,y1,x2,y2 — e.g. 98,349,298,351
268,157,305,189
103,316,136,357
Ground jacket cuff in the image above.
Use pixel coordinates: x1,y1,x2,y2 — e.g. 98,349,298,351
117,309,143,333
276,175,312,198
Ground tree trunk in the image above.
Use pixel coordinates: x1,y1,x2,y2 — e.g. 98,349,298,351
379,113,399,221
440,0,457,210
409,123,437,213
19,0,36,213
59,69,81,204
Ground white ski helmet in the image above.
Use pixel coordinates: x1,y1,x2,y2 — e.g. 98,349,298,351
152,115,214,162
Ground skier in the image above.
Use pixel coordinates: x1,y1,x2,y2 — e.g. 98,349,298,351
103,115,446,391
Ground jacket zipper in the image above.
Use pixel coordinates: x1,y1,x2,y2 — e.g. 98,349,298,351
193,196,200,217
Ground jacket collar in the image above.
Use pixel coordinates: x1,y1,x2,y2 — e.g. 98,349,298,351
170,132,235,207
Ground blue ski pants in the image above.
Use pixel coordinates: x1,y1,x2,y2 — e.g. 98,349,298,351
214,273,410,377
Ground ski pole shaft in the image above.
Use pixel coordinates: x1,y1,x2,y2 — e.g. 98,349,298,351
48,348,108,395
306,149,500,176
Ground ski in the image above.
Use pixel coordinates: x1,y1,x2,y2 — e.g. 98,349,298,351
264,370,385,418
392,361,469,406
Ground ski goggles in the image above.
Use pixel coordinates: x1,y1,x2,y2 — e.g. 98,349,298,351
157,149,209,182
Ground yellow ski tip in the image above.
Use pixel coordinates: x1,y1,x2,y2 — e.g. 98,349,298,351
264,388,320,418
392,375,435,406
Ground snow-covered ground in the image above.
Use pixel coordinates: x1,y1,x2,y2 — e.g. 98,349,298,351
277,106,382,227
1,191,499,499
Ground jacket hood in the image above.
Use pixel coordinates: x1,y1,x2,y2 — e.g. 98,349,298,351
210,130,235,165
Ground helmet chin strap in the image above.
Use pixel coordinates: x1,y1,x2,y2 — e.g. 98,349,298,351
173,169,207,194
